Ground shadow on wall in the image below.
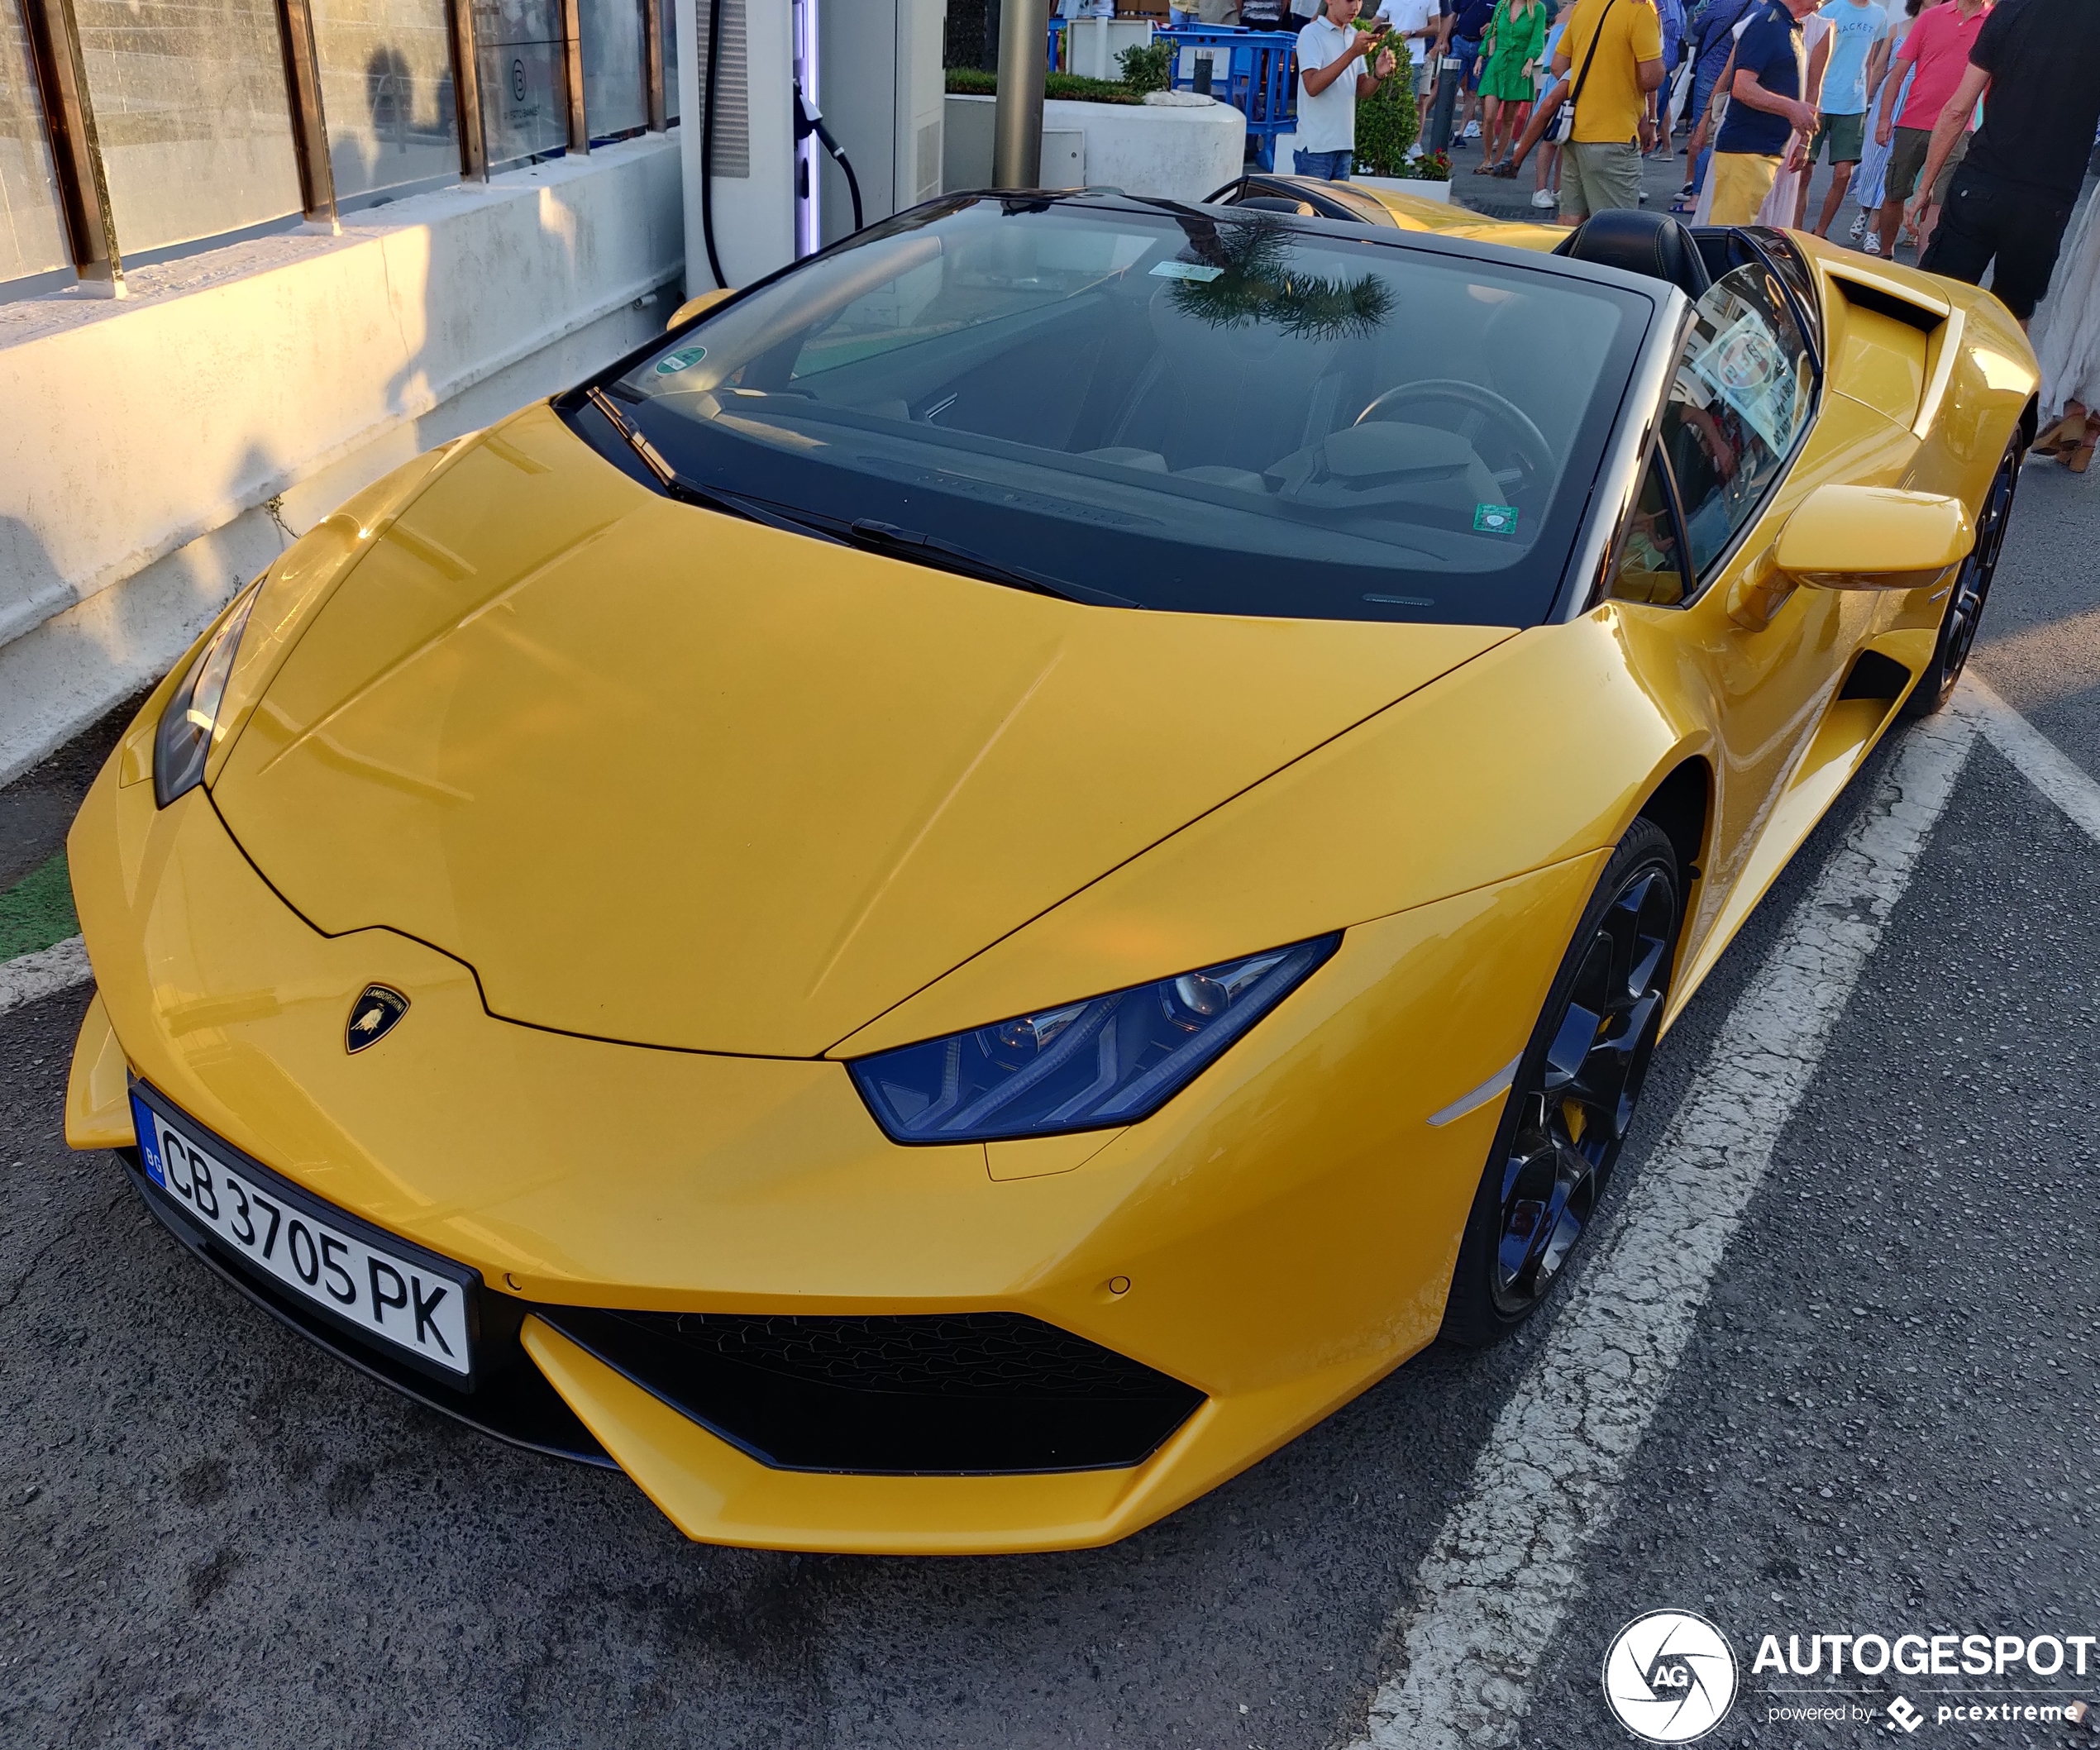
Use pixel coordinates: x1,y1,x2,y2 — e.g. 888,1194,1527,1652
328,36,463,206
0,514,71,646
53,441,297,732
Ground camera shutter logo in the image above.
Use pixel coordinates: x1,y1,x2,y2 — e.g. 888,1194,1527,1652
1601,1610,1738,1743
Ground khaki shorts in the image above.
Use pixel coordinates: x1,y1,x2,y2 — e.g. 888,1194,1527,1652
1706,150,1780,226
1558,141,1644,221
1885,123,1969,207
1807,109,1866,165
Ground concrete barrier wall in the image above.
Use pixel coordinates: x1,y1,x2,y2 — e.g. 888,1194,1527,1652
943,94,1245,201
0,133,684,786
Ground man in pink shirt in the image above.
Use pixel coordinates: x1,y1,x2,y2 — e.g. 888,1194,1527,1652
1871,0,1989,256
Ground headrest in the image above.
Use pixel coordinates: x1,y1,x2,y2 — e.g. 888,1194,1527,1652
1554,210,1711,303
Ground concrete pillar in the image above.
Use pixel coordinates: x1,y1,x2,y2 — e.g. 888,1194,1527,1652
993,0,1050,187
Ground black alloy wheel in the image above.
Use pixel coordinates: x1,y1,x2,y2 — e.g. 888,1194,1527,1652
1903,436,2022,718
1441,820,1682,1346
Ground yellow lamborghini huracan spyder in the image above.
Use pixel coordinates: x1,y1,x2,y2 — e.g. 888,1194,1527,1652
64,189,2033,1552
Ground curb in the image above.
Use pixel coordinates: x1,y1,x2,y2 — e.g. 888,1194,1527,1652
0,934,91,1019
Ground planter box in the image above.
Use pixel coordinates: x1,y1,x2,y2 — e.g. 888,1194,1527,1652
943,93,1244,202
1353,174,1453,203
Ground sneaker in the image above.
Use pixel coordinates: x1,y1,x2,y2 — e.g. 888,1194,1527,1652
1848,209,1869,240
1531,188,1557,208
1678,181,1695,196
1464,120,1482,138
1637,189,1649,203
1862,231,1882,255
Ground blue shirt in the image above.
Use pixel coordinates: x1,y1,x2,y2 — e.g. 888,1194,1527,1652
1657,0,1687,65
1715,0,1803,155
1690,0,1755,79
1814,0,1888,114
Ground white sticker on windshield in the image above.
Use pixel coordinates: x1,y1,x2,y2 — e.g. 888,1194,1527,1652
1150,260,1224,282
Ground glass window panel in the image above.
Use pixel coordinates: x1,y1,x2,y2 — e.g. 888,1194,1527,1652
309,0,461,202
473,0,566,168
1,0,69,284
580,0,644,138
74,0,304,256
659,0,675,123
1609,450,1687,608
1659,261,1816,578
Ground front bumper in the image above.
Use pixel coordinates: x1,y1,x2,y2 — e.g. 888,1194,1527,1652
68,744,1599,1552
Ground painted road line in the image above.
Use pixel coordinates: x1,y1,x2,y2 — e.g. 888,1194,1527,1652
0,935,91,1019
1963,671,2100,848
1353,708,1978,1750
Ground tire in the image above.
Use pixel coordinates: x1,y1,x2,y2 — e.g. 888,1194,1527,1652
1902,436,2022,718
1440,819,1682,1347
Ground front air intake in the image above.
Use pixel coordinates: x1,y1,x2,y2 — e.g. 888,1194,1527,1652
536,1307,1205,1475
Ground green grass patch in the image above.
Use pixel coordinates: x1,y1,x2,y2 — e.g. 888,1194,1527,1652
0,851,79,962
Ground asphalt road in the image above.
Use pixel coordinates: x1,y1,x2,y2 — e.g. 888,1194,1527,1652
4,422,2099,1747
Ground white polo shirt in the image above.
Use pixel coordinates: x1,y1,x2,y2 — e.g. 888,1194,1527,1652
1296,13,1362,152
1382,0,1440,67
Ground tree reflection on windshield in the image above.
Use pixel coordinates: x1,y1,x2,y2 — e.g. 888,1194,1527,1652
1164,214,1397,343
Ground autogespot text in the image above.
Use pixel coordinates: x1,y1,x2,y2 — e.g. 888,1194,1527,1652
1751,1630,2100,1677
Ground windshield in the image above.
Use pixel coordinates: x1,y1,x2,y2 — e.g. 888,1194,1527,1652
605,197,1654,627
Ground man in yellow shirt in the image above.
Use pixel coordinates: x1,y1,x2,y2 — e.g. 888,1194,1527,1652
1490,0,1668,221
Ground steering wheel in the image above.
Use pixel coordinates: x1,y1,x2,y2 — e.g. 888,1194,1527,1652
1353,379,1552,484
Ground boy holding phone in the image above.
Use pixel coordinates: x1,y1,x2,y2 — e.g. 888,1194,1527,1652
1296,1,1403,178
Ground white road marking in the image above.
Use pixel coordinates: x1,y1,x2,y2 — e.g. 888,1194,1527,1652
1353,708,1978,1750
1961,671,2100,848
0,933,90,1018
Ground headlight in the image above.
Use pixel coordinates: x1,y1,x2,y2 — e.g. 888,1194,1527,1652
153,584,261,808
849,935,1341,1144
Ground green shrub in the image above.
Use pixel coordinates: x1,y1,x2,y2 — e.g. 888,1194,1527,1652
943,65,1143,104
1117,41,1176,95
1350,32,1419,175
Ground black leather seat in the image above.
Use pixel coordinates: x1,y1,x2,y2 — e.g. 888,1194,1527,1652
1553,210,1711,303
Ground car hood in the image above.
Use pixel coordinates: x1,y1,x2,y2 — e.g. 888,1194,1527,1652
212,406,1513,1056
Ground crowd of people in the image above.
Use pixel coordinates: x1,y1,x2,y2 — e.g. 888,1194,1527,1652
1182,0,2100,465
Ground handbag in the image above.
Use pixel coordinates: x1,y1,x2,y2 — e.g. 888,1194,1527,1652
1545,0,1617,145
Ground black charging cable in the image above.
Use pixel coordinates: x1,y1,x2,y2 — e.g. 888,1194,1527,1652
794,82,865,236
699,0,729,287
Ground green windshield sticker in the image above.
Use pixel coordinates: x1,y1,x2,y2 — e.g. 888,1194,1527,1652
1473,503,1518,536
654,345,708,376
1150,260,1224,283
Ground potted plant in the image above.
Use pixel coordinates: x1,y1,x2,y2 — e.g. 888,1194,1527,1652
1345,34,1453,203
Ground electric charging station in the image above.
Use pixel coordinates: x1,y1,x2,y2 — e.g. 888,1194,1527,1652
677,0,947,296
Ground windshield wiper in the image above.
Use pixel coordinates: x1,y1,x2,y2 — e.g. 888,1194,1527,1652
586,388,848,545
843,519,1132,608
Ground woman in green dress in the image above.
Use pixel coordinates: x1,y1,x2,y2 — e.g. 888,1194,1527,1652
1475,0,1547,171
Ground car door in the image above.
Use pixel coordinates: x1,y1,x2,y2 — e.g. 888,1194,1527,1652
1596,254,1920,996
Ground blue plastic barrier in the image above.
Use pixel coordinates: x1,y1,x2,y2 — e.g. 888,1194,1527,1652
1042,20,1299,170
1155,27,1299,170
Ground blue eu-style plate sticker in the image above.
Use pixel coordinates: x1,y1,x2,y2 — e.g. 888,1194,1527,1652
1150,260,1225,282
1473,503,1519,536
131,1094,165,1187
653,345,707,376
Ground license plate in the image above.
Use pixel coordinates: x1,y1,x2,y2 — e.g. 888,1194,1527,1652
131,1090,474,1379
